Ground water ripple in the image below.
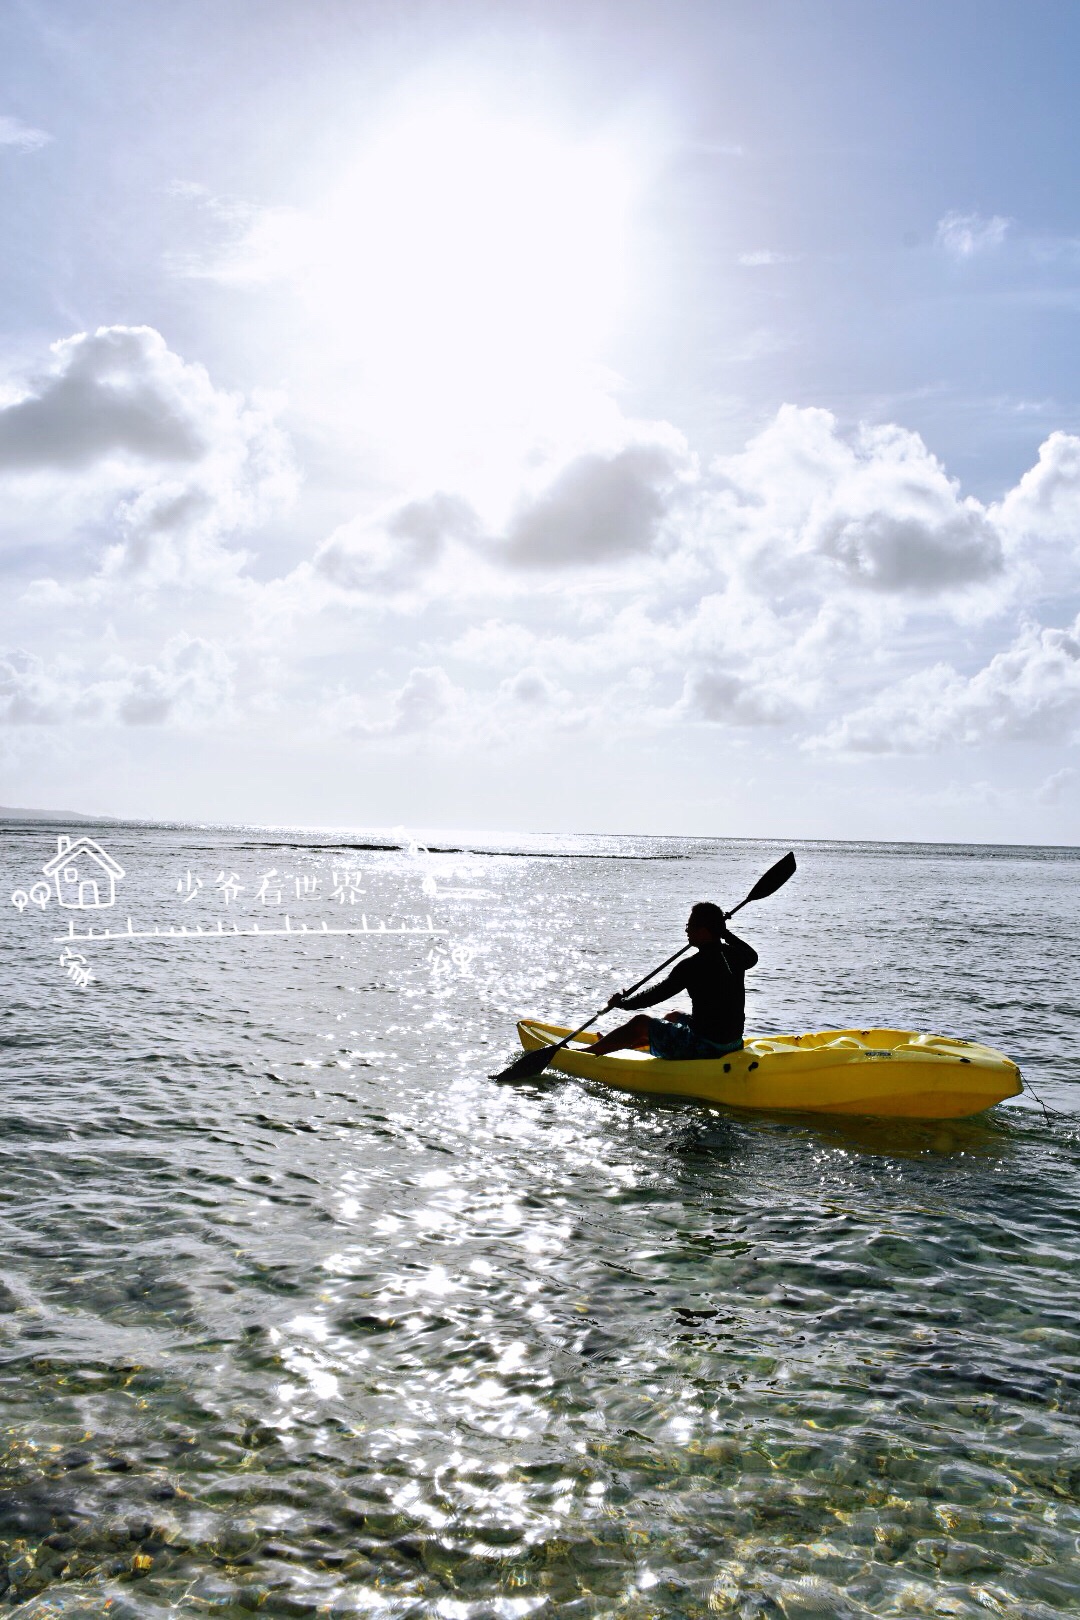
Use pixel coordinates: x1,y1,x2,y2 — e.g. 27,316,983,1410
0,828,1077,1615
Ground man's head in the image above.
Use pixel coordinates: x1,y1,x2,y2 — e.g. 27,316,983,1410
687,901,726,945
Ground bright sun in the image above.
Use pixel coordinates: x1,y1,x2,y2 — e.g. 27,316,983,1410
302,95,639,475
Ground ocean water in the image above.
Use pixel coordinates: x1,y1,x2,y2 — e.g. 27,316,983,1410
1,821,1078,1619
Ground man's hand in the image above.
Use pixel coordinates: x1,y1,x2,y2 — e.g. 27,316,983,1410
605,992,628,1011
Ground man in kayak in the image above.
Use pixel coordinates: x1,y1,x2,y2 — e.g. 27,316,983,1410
590,901,758,1060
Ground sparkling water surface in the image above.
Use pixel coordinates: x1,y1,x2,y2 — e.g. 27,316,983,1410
1,824,1078,1618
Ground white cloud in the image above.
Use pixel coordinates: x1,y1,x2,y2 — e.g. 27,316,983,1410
1037,766,1076,805
288,403,1080,777
0,327,209,472
500,436,691,567
737,250,800,267
989,429,1080,605
338,666,464,739
936,210,1011,259
168,183,309,285
0,115,49,152
314,492,480,594
995,430,1080,542
12,349,1076,766
307,421,692,601
675,666,797,726
296,401,1080,760
324,404,1080,749
389,666,459,733
723,326,793,363
323,659,596,748
493,666,588,730
0,635,235,726
704,406,1005,598
813,502,1001,593
0,326,295,591
812,618,1080,754
498,667,565,707
699,141,744,158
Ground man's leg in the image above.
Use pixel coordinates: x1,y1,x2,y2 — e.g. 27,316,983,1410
589,1014,652,1056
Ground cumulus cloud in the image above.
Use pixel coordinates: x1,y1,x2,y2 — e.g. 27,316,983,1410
492,666,590,730
0,327,209,471
0,635,235,726
10,352,1069,763
390,666,459,733
498,667,565,707
995,429,1080,543
322,660,597,747
0,115,49,152
340,666,463,739
308,423,692,602
814,504,1001,592
705,407,1005,597
1037,766,1076,805
676,666,797,726
501,437,690,567
322,401,1080,755
0,326,295,590
813,618,1080,754
936,210,1011,259
314,492,480,593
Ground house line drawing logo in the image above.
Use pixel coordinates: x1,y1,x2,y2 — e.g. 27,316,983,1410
41,835,125,910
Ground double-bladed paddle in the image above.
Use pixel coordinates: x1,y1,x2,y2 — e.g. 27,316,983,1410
491,849,797,1083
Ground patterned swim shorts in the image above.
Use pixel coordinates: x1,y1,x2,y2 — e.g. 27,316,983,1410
646,1012,743,1062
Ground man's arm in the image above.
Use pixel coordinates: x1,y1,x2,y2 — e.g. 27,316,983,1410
610,961,689,1011
722,927,758,970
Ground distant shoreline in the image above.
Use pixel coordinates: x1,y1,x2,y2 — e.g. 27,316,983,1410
0,809,1078,858
0,805,121,823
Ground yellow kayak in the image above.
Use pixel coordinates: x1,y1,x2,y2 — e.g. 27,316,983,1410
516,1020,1023,1119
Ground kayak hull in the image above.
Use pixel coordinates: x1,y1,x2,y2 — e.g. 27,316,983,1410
515,1021,1023,1120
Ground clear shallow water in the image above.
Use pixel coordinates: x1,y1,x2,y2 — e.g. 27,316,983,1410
1,823,1078,1618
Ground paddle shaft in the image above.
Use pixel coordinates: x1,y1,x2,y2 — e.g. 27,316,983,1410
545,942,693,1057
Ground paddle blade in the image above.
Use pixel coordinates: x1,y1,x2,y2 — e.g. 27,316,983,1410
742,850,796,905
490,1043,560,1083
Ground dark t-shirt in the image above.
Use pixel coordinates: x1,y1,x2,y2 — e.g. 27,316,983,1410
621,934,758,1044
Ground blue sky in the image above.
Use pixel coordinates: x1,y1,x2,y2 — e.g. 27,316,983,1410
2,0,1080,839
